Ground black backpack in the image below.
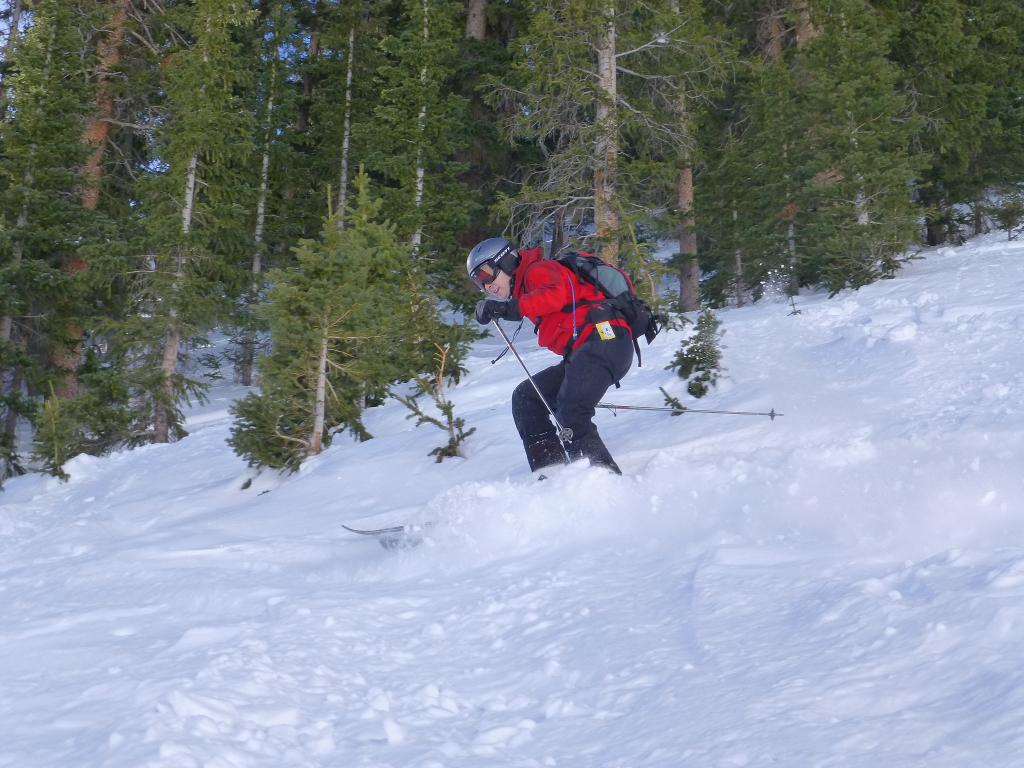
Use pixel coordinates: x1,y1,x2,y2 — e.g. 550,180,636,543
554,251,661,363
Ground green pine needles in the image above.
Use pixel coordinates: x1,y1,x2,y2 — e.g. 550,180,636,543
1,0,103,481
990,187,1024,241
393,342,476,463
31,352,154,477
229,172,463,472
667,308,723,399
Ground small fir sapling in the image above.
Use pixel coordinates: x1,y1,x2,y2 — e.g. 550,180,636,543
666,308,723,398
658,386,687,415
393,343,476,462
989,189,1024,241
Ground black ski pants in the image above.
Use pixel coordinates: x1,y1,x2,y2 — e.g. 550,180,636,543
511,326,633,472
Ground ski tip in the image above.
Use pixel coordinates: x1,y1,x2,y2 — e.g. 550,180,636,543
343,521,435,537
342,523,404,536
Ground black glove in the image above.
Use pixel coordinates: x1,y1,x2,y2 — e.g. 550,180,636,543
475,297,521,325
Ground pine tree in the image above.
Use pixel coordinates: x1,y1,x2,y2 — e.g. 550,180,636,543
450,0,529,296
229,172,451,471
968,0,1024,209
361,0,472,279
24,0,190,475
228,0,292,387
130,0,256,443
0,0,101,480
794,0,921,291
879,0,1024,244
493,0,730,287
700,0,921,299
490,0,618,254
667,307,723,398
615,0,734,307
275,0,388,245
698,58,811,304
48,0,133,401
697,0,794,304
393,341,476,462
990,185,1024,240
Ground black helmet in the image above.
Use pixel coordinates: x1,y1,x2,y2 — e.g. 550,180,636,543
466,237,518,290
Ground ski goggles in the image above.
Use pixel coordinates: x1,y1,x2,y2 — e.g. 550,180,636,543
470,260,501,290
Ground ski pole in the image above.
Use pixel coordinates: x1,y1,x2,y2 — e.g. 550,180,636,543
596,403,782,421
491,320,575,445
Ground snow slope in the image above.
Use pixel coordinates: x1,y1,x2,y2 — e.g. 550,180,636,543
2,233,1023,767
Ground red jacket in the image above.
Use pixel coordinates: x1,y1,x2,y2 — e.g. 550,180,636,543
513,247,630,356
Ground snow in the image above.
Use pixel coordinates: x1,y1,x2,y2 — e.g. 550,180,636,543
2,233,1024,767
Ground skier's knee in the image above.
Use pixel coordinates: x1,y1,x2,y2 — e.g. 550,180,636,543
512,379,546,433
511,379,533,411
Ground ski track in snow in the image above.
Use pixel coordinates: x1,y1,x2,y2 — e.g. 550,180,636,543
1,236,1024,766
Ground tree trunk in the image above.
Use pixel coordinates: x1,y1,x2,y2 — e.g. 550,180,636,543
153,322,181,444
410,0,430,257
675,86,699,312
50,0,132,399
309,329,329,456
296,17,319,133
239,108,272,388
794,1,818,49
49,252,87,399
1,170,30,418
411,144,426,255
760,5,784,60
734,252,745,307
594,0,619,264
733,207,745,307
787,221,799,294
0,316,11,357
0,16,44,423
180,151,199,244
80,0,129,211
854,188,869,226
677,165,700,311
465,0,486,40
154,152,198,443
0,0,23,119
973,198,988,236
925,217,946,246
1,363,25,479
254,133,271,283
764,5,799,296
0,176,28,351
238,49,278,387
335,26,355,229
780,138,800,294
550,207,565,258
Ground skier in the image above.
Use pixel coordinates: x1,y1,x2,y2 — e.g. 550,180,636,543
467,237,633,475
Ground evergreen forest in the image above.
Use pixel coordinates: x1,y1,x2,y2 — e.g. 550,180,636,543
1,0,1022,480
